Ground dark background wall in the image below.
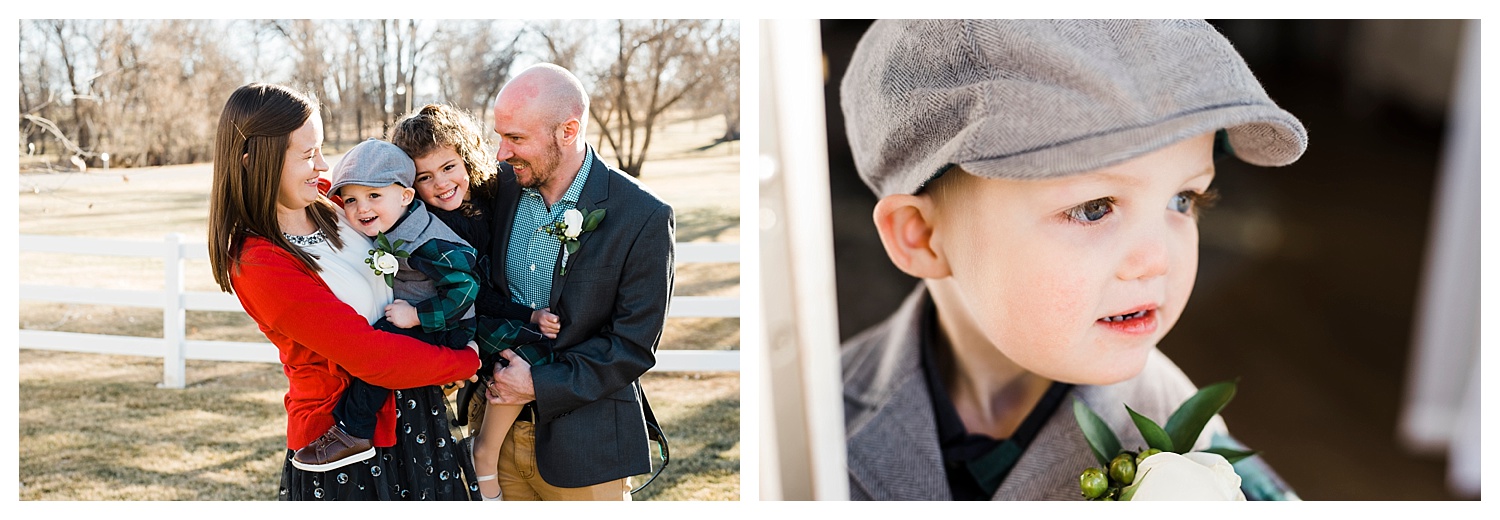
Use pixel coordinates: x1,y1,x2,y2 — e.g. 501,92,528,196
819,19,1471,500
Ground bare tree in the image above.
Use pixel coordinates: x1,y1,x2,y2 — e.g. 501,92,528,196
430,21,524,115
16,19,738,173
586,19,722,177
705,21,741,143
269,20,334,138
45,20,98,164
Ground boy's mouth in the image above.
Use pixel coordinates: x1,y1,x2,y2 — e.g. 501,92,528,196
359,216,378,226
1096,306,1158,335
1100,309,1149,322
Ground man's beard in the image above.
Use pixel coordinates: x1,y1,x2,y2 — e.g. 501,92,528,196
512,136,564,190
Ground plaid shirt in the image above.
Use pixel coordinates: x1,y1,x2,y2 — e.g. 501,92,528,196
473,314,545,360
404,238,479,336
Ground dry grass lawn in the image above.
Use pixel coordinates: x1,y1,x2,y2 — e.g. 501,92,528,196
17,113,741,500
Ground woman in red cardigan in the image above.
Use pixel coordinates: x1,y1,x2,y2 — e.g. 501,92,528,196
208,83,481,500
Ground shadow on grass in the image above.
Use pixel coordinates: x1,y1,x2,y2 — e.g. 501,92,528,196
691,137,740,152
628,393,740,501
20,352,741,500
19,356,288,500
676,206,739,243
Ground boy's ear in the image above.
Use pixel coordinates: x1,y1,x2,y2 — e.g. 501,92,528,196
872,194,951,279
402,187,415,205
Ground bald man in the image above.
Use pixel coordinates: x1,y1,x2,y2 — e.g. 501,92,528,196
479,63,675,500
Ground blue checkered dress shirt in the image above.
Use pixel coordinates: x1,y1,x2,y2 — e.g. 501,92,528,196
504,146,593,310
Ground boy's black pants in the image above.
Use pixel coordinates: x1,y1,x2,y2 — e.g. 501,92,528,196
332,318,470,439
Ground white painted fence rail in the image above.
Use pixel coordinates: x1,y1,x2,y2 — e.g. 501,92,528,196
19,234,740,388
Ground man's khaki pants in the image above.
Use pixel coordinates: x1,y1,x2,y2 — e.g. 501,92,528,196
495,419,631,501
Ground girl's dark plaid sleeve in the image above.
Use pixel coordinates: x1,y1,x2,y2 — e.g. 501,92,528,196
408,239,480,333
474,315,546,357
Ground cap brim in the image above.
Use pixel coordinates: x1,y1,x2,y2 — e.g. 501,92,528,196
957,104,1308,182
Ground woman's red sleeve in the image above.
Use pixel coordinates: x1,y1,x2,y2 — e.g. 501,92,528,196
233,242,478,388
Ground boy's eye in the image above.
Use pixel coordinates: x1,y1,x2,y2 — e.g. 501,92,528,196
342,196,354,205
1170,189,1219,216
1170,192,1193,213
1065,197,1115,224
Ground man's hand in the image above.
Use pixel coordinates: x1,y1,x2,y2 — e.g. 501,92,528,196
486,349,535,405
531,308,561,339
384,299,420,328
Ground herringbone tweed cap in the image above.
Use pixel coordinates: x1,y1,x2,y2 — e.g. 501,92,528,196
841,19,1308,198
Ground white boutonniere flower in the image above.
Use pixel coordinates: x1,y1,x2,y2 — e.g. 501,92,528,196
563,209,584,239
540,207,605,275
364,231,410,288
1124,451,1245,501
1073,380,1257,501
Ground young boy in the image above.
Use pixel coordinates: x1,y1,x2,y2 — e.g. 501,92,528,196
838,20,1306,500
292,138,495,472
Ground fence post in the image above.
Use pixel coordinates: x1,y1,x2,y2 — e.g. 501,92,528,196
159,233,186,389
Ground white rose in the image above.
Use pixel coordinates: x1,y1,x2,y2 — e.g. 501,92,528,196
563,209,584,238
1124,451,1245,501
373,251,400,275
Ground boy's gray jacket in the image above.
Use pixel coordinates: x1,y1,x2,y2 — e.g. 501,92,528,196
841,284,1227,500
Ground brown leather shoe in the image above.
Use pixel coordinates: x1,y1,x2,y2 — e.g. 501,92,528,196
292,424,374,472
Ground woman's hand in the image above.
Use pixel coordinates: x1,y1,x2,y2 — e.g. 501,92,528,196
531,308,561,339
385,299,420,328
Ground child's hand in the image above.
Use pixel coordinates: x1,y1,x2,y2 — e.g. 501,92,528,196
385,299,420,329
531,308,561,339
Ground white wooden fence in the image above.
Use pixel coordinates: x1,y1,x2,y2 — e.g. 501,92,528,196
18,234,740,388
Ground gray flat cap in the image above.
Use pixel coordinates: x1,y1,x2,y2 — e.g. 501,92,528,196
841,19,1308,198
329,138,416,196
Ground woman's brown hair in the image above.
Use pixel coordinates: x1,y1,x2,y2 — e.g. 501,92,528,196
209,83,344,293
389,103,498,215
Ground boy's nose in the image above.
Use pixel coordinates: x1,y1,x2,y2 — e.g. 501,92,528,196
1117,229,1170,281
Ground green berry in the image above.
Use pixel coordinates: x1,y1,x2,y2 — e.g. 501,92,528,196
1079,467,1108,499
1136,448,1162,466
1109,453,1137,485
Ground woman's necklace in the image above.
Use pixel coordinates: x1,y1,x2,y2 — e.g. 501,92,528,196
283,228,328,247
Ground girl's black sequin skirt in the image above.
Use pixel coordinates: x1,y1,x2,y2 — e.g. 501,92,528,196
278,385,479,500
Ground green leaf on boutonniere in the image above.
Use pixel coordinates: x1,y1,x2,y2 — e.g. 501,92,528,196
1164,379,1237,453
1126,404,1175,453
583,208,605,232
376,232,392,251
565,241,580,255
1200,446,1258,464
383,273,394,288
1073,399,1121,468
